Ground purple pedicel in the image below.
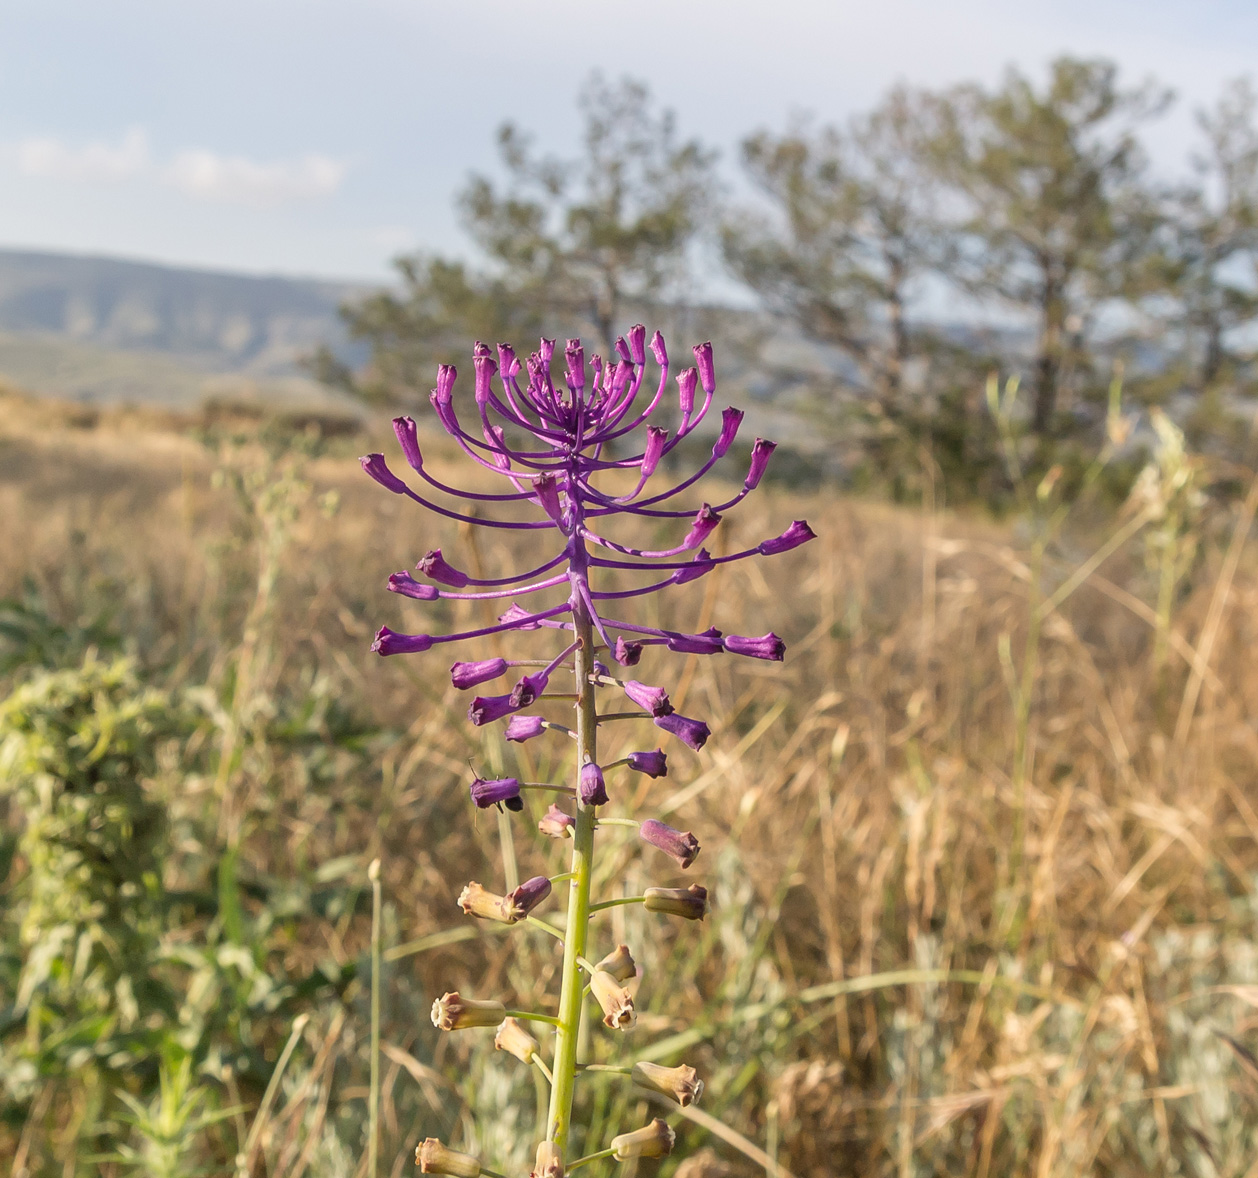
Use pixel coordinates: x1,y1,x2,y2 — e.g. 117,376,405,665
505,715,546,742
388,571,439,600
470,774,523,812
622,680,673,717
654,712,711,751
627,749,668,778
580,762,609,806
360,331,807,805
725,632,786,661
451,658,509,689
640,819,701,869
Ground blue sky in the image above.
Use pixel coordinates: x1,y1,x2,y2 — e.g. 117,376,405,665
1,0,1255,281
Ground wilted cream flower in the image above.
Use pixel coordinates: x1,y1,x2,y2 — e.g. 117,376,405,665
611,1118,675,1159
590,969,636,1030
415,1137,481,1176
594,943,637,982
430,991,506,1031
631,1060,703,1106
494,1016,539,1064
530,1140,563,1177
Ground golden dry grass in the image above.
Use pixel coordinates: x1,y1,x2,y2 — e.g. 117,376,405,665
3,388,1258,1176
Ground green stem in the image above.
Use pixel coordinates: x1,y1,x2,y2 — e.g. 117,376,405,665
367,859,382,1178
568,1147,616,1171
546,609,598,1149
589,895,647,913
596,818,639,829
526,915,567,942
579,1064,632,1075
534,1056,555,1085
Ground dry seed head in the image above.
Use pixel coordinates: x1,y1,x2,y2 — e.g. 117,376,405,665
494,1016,539,1064
415,1137,481,1176
611,1118,675,1160
530,1141,564,1177
430,992,506,1031
631,1061,704,1107
590,969,637,1030
594,943,637,982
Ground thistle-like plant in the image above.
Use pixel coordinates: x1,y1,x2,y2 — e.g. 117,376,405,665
361,327,814,1176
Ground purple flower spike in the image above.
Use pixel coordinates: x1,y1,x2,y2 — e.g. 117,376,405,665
712,408,744,458
372,626,432,655
672,549,714,586
627,749,668,778
615,638,643,666
417,549,470,589
392,416,424,472
360,453,408,495
759,520,817,556
623,680,673,717
580,762,609,806
505,715,546,742
468,693,522,726
664,628,725,655
676,368,697,416
693,341,716,394
470,773,523,811
640,819,701,869
745,439,776,489
654,712,711,750
682,505,721,550
725,632,786,661
388,571,439,600
451,658,509,689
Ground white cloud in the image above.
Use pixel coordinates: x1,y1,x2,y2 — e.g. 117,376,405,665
163,150,346,206
12,128,346,208
17,127,150,183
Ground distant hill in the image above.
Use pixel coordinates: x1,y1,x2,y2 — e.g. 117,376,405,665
0,248,370,410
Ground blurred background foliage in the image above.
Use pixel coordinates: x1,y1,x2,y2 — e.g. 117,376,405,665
6,51,1258,1178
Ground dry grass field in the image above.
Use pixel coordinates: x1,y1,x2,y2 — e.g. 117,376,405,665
3,386,1258,1177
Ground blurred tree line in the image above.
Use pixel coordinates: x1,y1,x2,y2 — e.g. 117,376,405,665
312,59,1258,483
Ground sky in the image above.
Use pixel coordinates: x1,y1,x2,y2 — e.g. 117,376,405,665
1,0,1256,283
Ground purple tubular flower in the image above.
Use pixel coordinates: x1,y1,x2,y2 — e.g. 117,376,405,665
392,416,424,471
627,748,668,778
468,693,522,726
372,626,432,655
534,473,565,524
498,604,543,629
745,439,776,489
725,632,786,661
450,658,509,689
693,341,715,394
503,875,552,921
417,549,470,588
623,680,673,717
640,819,701,868
641,426,668,477
580,762,608,806
473,349,498,406
505,714,546,742
712,408,743,458
628,324,647,366
565,339,585,392
681,505,721,550
360,453,408,494
510,670,549,708
671,549,714,586
615,637,643,666
650,330,667,368
759,520,817,556
388,571,439,600
676,368,697,417
654,712,711,750
470,774,523,811
664,627,724,655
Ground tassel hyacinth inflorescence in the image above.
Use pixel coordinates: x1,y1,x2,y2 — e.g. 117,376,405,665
363,328,813,1175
